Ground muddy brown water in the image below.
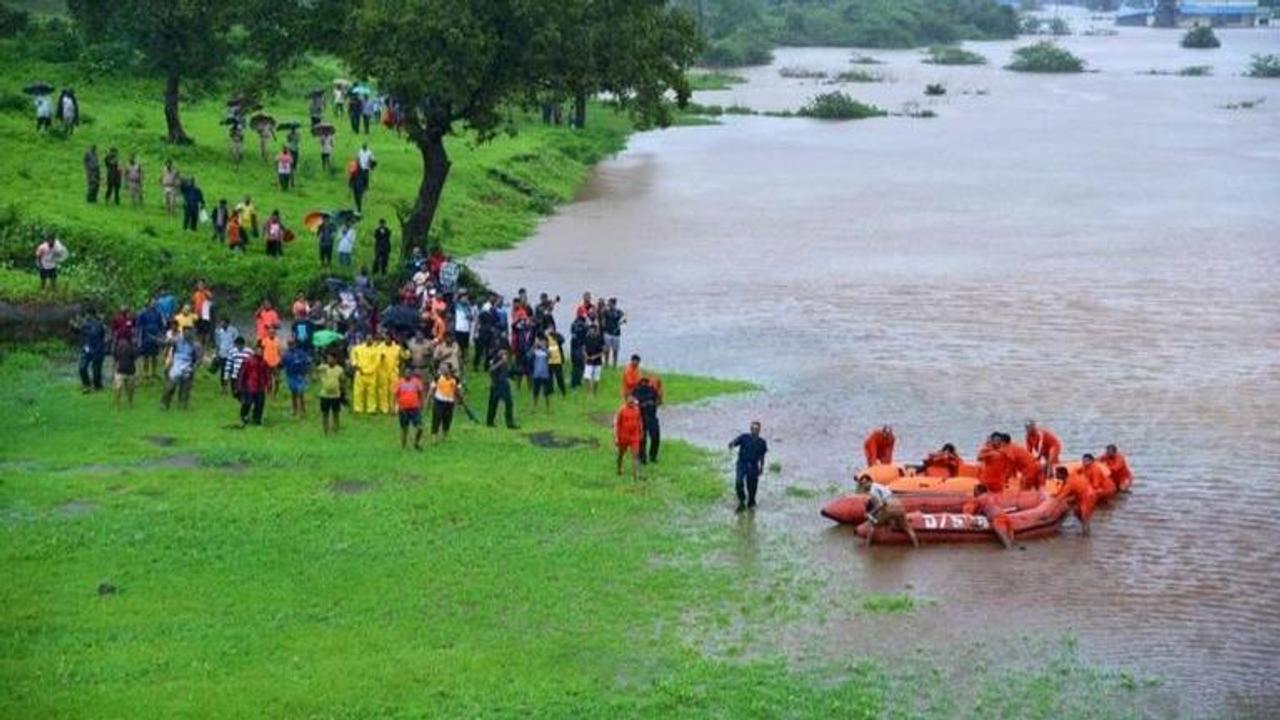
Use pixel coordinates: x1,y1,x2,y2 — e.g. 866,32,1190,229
475,19,1280,717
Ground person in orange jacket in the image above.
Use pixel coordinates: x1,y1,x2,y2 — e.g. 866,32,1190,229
919,443,962,478
1004,440,1044,490
1099,444,1133,492
622,354,643,399
1053,465,1096,535
1025,421,1062,465
977,432,1016,494
863,425,895,466
1080,453,1116,501
614,396,644,480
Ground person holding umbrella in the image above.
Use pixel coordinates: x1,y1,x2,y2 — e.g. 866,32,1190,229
253,115,276,162
308,90,325,126
315,123,336,173
27,82,54,132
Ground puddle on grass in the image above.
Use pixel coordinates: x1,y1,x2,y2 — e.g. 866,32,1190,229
329,479,373,496
54,499,97,517
527,431,599,450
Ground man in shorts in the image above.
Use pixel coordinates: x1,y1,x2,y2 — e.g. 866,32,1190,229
112,335,138,409
396,369,426,450
614,396,643,481
857,473,919,548
283,340,313,418
35,234,68,291
583,323,605,396
317,352,345,436
602,297,625,367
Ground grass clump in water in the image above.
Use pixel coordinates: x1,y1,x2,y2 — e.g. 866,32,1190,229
849,54,884,65
1181,25,1221,49
687,70,747,91
830,69,883,83
779,66,828,79
1006,41,1086,73
796,92,887,120
923,45,987,65
1246,54,1280,78
861,594,917,614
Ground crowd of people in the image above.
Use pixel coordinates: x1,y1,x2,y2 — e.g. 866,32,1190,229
852,423,1133,544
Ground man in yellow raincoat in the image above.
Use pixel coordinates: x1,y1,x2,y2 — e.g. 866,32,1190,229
349,334,380,414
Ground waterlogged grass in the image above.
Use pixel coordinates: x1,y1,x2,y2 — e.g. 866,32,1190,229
1006,41,1087,74
923,45,988,66
687,71,748,91
0,46,633,310
860,593,917,614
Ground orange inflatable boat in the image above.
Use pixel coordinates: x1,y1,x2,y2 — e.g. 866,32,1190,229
853,491,1070,545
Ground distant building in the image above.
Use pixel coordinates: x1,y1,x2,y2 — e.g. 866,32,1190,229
1118,0,1260,25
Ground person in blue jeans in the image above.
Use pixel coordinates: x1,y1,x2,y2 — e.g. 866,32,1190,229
729,421,769,513
76,308,107,392
283,340,313,419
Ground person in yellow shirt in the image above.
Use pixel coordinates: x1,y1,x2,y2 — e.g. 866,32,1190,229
377,334,406,414
173,303,198,333
348,335,380,414
429,364,462,442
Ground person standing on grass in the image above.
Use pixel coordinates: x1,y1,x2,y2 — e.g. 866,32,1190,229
34,234,68,292
357,142,375,187
264,210,285,258
395,369,426,450
160,159,179,215
180,176,204,232
453,290,475,362
529,336,552,415
569,311,587,389
104,148,122,205
634,376,663,465
136,300,164,381
317,352,345,435
583,322,605,395
210,199,230,243
337,220,357,268
59,89,78,134
373,219,392,275
543,324,567,396
237,195,259,241
192,280,214,345
237,342,271,426
230,123,244,164
317,215,336,267
286,127,301,182
34,93,52,132
429,364,461,443
261,327,282,396
729,421,768,512
76,308,106,393
614,396,643,480
213,317,240,390
319,131,335,173
112,335,138,409
223,335,252,396
83,145,100,203
110,305,135,353
486,349,518,429
602,298,625,368
161,328,202,410
283,340,312,418
276,146,293,191
124,154,143,208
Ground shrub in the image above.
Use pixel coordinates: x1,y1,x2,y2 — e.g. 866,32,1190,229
1181,25,1220,49
1006,41,1086,73
850,54,883,65
1178,65,1213,76
779,67,827,79
1021,16,1043,34
796,91,887,120
832,69,882,83
923,45,987,65
1048,17,1072,35
0,4,29,38
1246,54,1280,78
0,90,28,115
924,83,947,96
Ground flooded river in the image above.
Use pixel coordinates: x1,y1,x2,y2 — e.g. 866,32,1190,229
475,19,1280,717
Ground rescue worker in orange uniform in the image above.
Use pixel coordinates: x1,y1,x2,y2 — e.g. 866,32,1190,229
1053,465,1096,535
1004,440,1044,490
863,425,895,466
1099,444,1133,492
621,354,643,399
1025,421,1062,466
1080,453,1116,501
977,432,1016,494
614,396,643,480
920,443,962,478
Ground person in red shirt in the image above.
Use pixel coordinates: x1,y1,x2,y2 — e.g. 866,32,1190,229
863,425,895,466
614,396,644,480
395,370,426,451
1053,465,1096,535
1080,453,1116,501
1004,441,1044,490
919,443,961,478
110,305,135,347
977,432,1016,494
237,343,272,426
622,354,643,399
1099,444,1133,492
1025,421,1062,466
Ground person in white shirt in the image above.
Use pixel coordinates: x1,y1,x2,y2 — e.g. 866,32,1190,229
35,94,52,132
337,222,357,267
857,474,919,548
34,235,68,290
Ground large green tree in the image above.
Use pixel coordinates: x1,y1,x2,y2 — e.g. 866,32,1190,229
343,0,698,252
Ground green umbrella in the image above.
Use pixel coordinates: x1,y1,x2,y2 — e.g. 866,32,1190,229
313,329,344,348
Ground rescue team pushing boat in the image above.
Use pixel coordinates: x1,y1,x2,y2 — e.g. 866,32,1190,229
824,424,1134,549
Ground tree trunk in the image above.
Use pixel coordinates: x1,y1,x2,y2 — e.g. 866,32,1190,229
573,93,587,129
402,130,452,254
164,73,192,145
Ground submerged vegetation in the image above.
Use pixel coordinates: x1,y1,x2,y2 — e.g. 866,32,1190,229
831,69,884,83
1181,25,1221,49
679,0,1018,67
1006,41,1087,73
923,45,988,65
1246,53,1280,78
1139,65,1213,77
688,70,748,91
779,66,829,79
796,91,887,120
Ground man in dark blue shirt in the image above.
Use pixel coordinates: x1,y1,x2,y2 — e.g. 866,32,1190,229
729,421,768,512
77,308,107,392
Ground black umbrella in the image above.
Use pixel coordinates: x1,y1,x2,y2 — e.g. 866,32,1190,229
277,121,302,131
331,209,362,224
381,304,419,334
308,88,326,98
311,122,336,137
23,82,53,95
250,113,275,127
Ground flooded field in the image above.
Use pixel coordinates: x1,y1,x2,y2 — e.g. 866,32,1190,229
474,20,1280,717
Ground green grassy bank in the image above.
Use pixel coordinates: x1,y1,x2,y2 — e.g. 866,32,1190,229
0,45,632,311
